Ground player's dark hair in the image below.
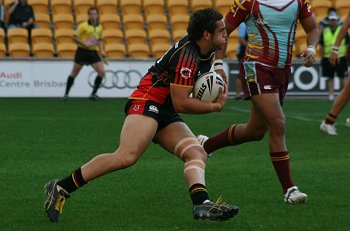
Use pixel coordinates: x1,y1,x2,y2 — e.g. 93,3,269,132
88,6,99,14
187,8,223,41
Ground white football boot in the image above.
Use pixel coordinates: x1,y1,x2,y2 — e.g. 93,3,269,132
284,186,307,204
320,120,337,135
197,135,212,157
346,118,350,128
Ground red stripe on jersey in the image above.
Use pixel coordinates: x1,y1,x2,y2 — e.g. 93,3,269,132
129,73,170,103
174,46,198,87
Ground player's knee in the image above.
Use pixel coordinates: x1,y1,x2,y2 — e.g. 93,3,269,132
183,150,208,163
173,137,204,160
173,137,205,161
249,127,266,141
268,117,286,136
118,155,138,169
111,151,139,169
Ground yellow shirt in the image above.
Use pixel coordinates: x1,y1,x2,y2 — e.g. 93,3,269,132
74,21,103,51
322,26,347,58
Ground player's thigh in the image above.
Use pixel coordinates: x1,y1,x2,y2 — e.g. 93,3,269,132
154,122,206,161
118,114,158,157
251,93,285,126
91,61,105,77
244,104,267,133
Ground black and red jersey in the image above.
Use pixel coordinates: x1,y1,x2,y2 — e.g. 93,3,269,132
129,35,214,106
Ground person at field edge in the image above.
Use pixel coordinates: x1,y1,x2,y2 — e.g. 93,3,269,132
44,8,239,223
63,7,106,101
319,7,343,30
8,0,35,43
234,22,247,100
319,10,349,101
0,0,7,32
320,12,350,135
198,0,318,204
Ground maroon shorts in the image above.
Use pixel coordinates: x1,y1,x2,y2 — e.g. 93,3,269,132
239,61,291,103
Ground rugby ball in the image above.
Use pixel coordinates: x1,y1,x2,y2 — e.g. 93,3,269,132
193,72,225,102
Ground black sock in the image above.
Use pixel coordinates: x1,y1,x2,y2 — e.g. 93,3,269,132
57,167,87,194
189,183,210,205
65,76,75,95
325,113,337,125
91,76,102,95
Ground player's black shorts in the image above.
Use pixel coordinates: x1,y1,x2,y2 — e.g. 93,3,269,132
74,47,101,65
321,57,348,78
124,99,183,131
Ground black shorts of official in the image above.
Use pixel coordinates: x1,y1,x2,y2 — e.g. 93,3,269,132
124,99,183,132
321,57,348,78
74,47,101,65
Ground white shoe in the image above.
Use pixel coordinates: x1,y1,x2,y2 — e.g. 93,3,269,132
346,118,350,128
284,186,307,204
320,120,337,135
197,135,212,157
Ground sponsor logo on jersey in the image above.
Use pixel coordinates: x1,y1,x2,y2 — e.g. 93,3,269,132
180,67,192,79
256,18,268,25
148,105,159,114
230,0,249,13
264,85,272,90
133,105,140,111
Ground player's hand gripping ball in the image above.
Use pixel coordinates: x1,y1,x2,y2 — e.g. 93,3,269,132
193,71,225,103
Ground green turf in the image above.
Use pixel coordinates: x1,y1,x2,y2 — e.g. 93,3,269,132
0,98,349,231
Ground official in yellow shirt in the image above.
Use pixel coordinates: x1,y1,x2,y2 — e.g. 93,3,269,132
63,7,106,101
319,11,349,101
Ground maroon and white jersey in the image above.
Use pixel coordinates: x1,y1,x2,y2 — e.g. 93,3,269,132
226,0,313,68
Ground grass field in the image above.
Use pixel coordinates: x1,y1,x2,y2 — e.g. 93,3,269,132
1,98,349,231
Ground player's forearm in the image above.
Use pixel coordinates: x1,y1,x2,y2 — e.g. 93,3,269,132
306,27,319,49
98,41,105,54
8,3,17,15
73,36,86,47
319,45,324,57
173,98,222,114
333,16,350,48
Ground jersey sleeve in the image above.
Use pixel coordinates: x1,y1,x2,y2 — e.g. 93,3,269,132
29,6,35,19
171,46,199,88
299,0,313,20
74,23,84,38
225,0,251,30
